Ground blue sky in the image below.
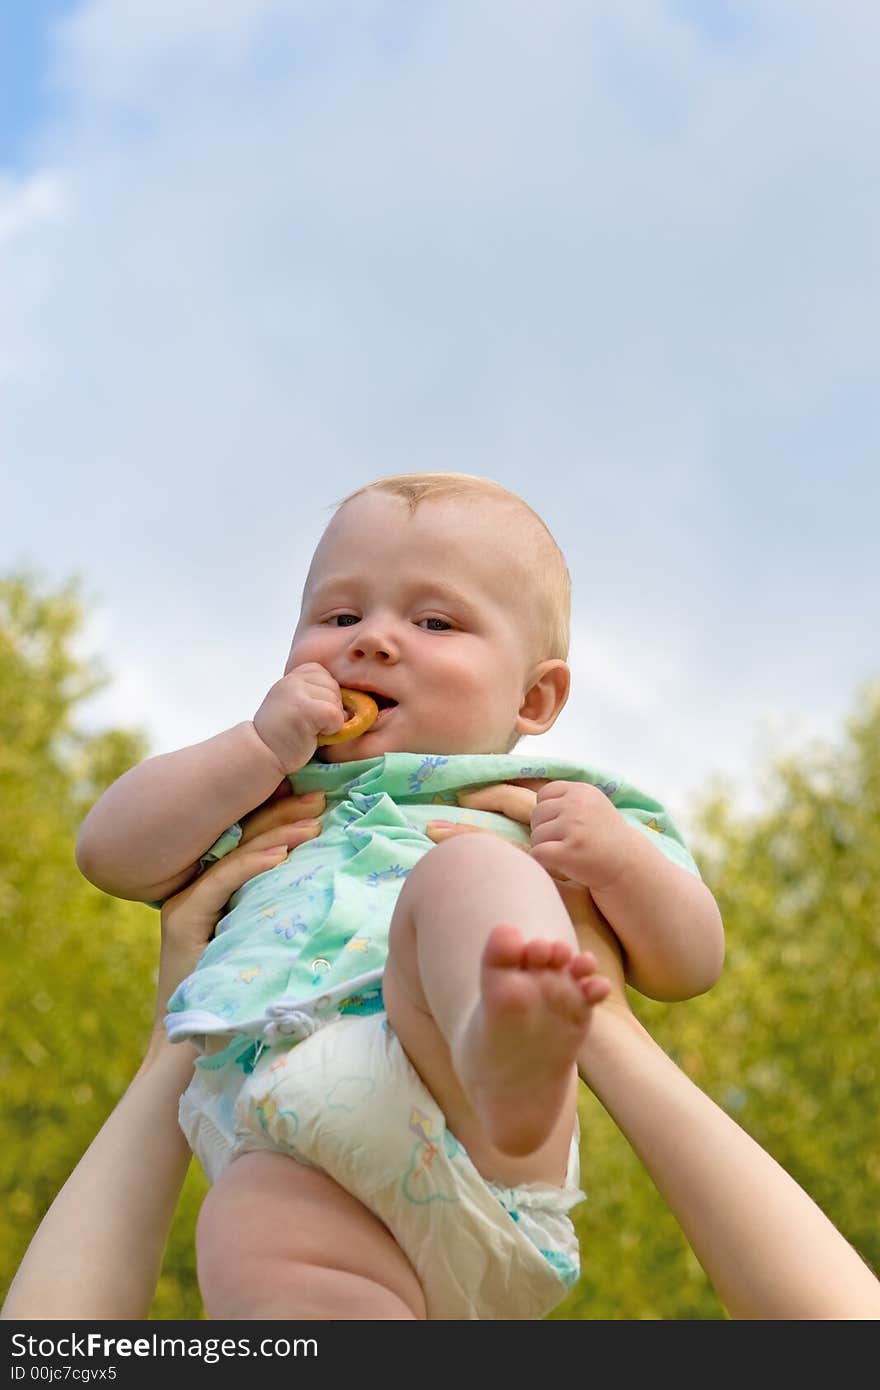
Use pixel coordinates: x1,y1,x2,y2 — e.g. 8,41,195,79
0,1,77,166
1,0,877,834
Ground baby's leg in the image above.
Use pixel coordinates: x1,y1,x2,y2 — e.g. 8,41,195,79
197,1152,426,1320
383,834,608,1175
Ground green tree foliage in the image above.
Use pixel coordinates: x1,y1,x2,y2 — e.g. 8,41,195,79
0,573,205,1319
558,683,880,1319
1,572,877,1318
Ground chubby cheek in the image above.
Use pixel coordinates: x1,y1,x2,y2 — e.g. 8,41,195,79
284,630,333,674
420,674,515,746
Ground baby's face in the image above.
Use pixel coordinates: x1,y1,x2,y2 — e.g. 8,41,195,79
286,492,544,763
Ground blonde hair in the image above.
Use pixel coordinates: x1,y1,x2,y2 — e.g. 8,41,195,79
333,472,571,660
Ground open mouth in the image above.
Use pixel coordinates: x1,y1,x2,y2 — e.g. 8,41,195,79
341,690,398,727
364,693,398,725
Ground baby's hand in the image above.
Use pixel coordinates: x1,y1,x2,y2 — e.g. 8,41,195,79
528,782,634,892
253,662,346,774
431,780,634,892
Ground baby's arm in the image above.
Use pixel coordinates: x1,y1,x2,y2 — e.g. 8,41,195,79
76,663,346,902
529,783,724,1001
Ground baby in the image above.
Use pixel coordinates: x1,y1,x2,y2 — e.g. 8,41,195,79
76,472,724,1320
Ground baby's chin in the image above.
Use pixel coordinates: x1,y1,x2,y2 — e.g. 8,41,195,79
315,728,398,763
315,742,376,764
315,731,514,763
316,733,412,764
312,703,522,763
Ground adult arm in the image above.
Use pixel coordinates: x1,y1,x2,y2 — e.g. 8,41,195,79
566,887,880,1320
0,1041,197,1321
425,818,880,1320
2,796,323,1320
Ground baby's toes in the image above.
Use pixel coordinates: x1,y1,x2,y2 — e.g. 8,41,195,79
483,923,526,968
522,938,555,970
578,973,611,1006
568,950,599,980
548,939,574,970
523,938,573,971
543,966,592,1021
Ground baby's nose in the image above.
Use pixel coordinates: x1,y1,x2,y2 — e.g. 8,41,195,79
346,621,398,661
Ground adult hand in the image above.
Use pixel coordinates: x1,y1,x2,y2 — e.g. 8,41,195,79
425,779,543,858
152,790,325,1033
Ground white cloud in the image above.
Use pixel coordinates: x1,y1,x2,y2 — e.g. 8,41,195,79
0,171,67,244
0,171,69,386
2,0,877,821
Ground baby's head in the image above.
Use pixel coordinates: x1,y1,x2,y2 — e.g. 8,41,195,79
286,473,572,762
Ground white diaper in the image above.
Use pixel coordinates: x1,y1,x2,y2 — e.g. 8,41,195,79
179,1013,583,1320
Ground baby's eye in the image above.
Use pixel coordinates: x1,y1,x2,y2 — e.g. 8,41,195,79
329,614,360,627
418,617,453,632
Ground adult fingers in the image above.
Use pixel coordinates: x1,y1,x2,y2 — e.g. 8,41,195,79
154,820,321,1024
456,783,537,823
425,821,531,854
427,816,576,883
163,819,321,933
239,790,326,846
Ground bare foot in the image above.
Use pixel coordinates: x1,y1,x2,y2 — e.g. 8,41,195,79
453,923,610,1156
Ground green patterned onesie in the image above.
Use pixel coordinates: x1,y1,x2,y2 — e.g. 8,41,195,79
165,750,698,1046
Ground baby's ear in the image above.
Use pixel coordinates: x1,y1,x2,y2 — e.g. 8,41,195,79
515,661,570,736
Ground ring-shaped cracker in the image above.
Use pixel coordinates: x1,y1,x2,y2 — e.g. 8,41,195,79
316,688,380,745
